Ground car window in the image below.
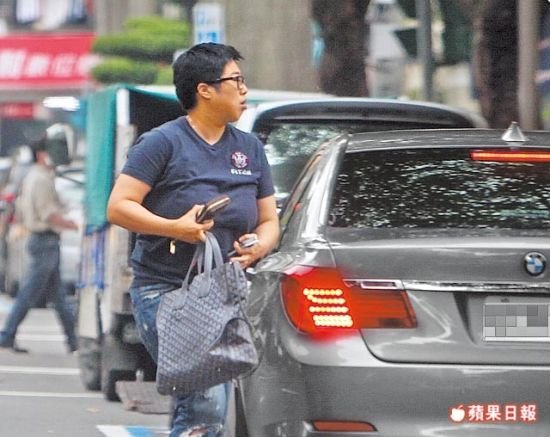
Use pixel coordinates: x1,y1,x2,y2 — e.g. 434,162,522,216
256,119,469,202
328,148,550,229
278,154,322,244
258,123,373,201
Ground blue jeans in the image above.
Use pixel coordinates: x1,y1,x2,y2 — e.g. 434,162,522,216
130,283,230,437
0,232,77,350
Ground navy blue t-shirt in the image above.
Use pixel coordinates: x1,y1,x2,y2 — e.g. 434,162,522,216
121,116,274,287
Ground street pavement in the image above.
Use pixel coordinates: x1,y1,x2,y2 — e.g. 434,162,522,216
0,293,170,437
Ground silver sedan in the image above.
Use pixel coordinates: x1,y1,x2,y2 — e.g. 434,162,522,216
236,123,550,436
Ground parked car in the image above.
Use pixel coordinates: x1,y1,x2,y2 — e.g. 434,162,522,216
76,87,488,402
235,123,550,436
0,145,33,293
0,123,77,298
3,166,84,303
236,98,487,207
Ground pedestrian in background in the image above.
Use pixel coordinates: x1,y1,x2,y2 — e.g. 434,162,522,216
0,135,78,354
107,43,279,437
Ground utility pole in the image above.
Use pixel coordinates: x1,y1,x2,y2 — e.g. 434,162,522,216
415,0,434,101
517,0,540,129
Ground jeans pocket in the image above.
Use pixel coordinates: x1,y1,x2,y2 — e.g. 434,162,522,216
130,283,176,362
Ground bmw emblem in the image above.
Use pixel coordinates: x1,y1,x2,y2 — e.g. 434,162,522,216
524,252,547,276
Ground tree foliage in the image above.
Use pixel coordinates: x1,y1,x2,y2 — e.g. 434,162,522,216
90,16,191,85
90,57,158,85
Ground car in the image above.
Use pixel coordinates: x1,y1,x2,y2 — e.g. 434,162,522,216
235,122,550,436
236,98,487,208
55,167,85,291
0,145,33,292
4,166,84,304
76,88,489,402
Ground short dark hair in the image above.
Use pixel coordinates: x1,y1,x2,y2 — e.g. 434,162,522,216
173,43,243,110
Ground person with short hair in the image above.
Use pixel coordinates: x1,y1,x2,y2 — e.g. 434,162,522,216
107,43,279,437
0,135,78,354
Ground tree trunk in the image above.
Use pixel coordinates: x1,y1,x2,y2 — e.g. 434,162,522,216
449,1,518,128
456,0,550,128
311,0,369,96
473,0,519,128
181,0,198,23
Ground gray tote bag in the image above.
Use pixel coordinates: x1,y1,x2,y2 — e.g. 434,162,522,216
156,232,258,396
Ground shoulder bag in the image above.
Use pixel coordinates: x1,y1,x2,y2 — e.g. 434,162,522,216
156,232,258,395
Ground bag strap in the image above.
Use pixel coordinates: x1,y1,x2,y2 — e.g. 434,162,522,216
205,232,224,267
181,232,227,297
195,232,225,297
182,241,205,290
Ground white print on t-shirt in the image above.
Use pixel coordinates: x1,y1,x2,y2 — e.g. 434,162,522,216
232,151,249,168
231,151,252,175
231,168,252,175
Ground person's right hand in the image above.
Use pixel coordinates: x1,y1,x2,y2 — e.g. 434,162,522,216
64,219,79,231
172,204,214,243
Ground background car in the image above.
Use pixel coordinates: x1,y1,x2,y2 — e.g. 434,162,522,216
236,98,487,208
0,145,33,293
235,123,550,436
3,165,84,306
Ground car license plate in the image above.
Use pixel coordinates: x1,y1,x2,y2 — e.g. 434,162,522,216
483,299,550,342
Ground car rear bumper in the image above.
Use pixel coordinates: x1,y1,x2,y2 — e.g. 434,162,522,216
240,322,550,437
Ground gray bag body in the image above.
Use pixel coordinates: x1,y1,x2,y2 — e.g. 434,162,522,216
156,232,258,396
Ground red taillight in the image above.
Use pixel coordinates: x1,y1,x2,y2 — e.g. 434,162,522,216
281,266,417,334
470,149,550,163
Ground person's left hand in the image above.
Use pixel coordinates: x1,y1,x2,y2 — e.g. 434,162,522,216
229,233,262,268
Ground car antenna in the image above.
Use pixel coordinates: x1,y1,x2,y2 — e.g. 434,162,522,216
501,121,527,144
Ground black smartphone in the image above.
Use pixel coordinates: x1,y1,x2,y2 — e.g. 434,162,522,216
196,195,231,223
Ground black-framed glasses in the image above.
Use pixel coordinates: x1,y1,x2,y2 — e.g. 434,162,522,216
206,75,246,90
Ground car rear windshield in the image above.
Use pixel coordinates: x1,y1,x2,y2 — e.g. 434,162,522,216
329,148,550,229
258,121,457,200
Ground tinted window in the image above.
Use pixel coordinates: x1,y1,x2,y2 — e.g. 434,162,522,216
256,119,482,200
260,124,365,198
329,148,550,229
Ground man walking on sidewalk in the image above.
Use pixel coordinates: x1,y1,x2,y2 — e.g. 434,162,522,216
0,134,78,353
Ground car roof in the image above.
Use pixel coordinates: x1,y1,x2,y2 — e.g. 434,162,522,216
245,98,488,128
345,127,550,152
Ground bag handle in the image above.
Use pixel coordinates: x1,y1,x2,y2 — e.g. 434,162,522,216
196,232,225,297
182,240,205,290
205,232,224,268
182,232,225,296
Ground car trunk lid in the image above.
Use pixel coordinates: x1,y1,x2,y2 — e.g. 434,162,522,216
326,228,550,365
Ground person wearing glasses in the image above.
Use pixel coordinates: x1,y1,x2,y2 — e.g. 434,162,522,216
107,43,279,437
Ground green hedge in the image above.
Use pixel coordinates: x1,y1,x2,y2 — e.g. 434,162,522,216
155,65,174,85
91,57,158,84
90,16,190,84
124,16,190,36
93,33,187,63
92,16,190,63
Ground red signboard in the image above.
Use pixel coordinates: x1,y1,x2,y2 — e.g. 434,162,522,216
0,32,98,89
0,103,35,119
